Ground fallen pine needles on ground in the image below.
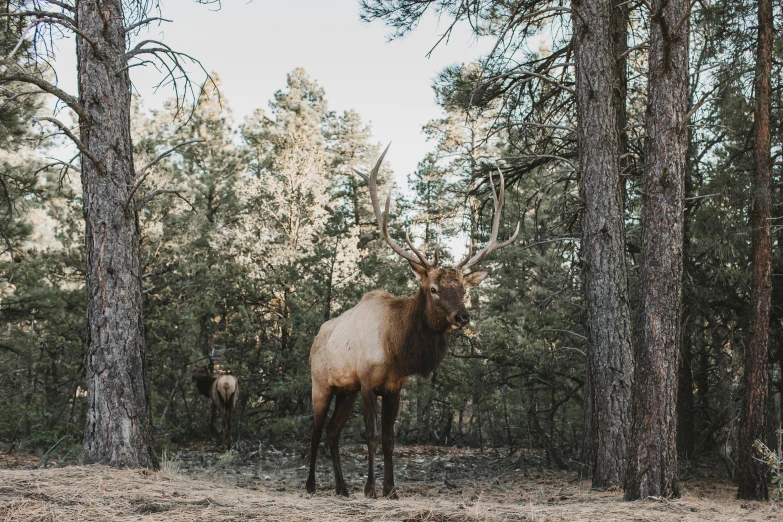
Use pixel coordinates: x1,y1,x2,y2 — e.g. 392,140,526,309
1,446,781,521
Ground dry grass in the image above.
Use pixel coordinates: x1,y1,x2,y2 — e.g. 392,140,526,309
1,446,781,521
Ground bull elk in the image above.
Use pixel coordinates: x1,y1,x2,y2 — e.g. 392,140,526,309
306,145,518,498
192,366,239,449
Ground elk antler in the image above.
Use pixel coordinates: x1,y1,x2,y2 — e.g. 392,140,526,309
456,168,520,271
353,144,436,268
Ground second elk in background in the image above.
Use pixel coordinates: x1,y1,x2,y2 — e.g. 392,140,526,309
193,366,239,449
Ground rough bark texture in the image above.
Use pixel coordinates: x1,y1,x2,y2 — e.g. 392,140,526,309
736,0,772,501
573,0,633,489
79,0,157,468
624,0,688,500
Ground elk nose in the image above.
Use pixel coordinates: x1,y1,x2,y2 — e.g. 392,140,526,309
455,312,470,326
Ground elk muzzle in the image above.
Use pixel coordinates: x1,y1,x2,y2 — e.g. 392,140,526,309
449,309,471,328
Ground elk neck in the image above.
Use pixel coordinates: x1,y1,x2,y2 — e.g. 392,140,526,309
386,286,451,380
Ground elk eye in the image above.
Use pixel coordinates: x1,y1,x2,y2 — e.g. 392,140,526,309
430,287,438,295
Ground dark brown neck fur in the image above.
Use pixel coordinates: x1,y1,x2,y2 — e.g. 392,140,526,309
386,288,450,379
192,370,217,398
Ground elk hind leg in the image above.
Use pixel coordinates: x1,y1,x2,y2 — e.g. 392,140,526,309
306,387,332,494
326,390,358,497
210,402,218,443
222,409,230,450
381,392,401,499
361,387,379,498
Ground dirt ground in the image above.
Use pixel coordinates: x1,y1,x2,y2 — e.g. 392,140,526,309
1,444,781,521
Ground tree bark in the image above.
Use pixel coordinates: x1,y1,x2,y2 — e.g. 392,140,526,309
736,0,773,501
79,0,157,468
624,0,689,500
573,0,633,488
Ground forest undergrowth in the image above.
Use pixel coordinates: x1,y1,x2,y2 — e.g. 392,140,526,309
1,445,779,521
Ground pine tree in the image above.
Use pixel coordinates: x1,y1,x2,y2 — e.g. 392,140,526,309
573,0,633,488
625,0,690,500
736,0,773,501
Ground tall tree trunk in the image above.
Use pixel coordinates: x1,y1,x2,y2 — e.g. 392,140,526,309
736,0,773,501
624,0,689,500
79,0,156,468
573,0,633,488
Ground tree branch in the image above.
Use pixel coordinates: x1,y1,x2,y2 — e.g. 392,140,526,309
136,189,195,212
35,158,82,176
0,10,75,24
34,116,104,175
2,13,98,52
134,139,203,181
679,86,715,134
124,139,203,212
124,17,172,33
42,0,75,12
0,71,88,122
538,328,587,341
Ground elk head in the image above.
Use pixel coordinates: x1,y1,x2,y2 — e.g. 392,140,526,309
353,144,519,331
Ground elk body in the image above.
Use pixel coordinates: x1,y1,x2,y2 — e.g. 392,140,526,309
192,367,239,449
306,146,518,498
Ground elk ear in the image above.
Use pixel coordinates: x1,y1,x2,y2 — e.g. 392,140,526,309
463,270,489,288
408,260,429,284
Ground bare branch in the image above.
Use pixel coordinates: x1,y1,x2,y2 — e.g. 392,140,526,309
134,139,204,181
617,41,649,61
34,116,104,174
35,158,82,175
125,139,203,211
425,3,469,59
539,328,587,341
116,59,157,75
679,87,715,134
124,17,172,34
511,6,572,26
0,89,46,102
482,67,576,95
504,154,576,170
0,10,75,23
124,39,215,122
2,12,98,52
41,0,75,12
32,17,99,48
511,122,576,133
137,189,195,212
0,71,88,122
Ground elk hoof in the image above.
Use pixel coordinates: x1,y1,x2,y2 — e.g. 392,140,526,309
336,482,350,497
364,483,377,498
383,485,399,500
306,477,316,494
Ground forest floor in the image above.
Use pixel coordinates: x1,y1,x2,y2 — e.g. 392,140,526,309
1,444,781,521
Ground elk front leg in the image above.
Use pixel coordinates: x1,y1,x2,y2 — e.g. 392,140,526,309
326,390,358,497
361,387,379,498
381,391,401,499
307,387,332,494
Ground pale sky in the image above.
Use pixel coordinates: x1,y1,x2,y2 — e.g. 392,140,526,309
53,0,492,183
